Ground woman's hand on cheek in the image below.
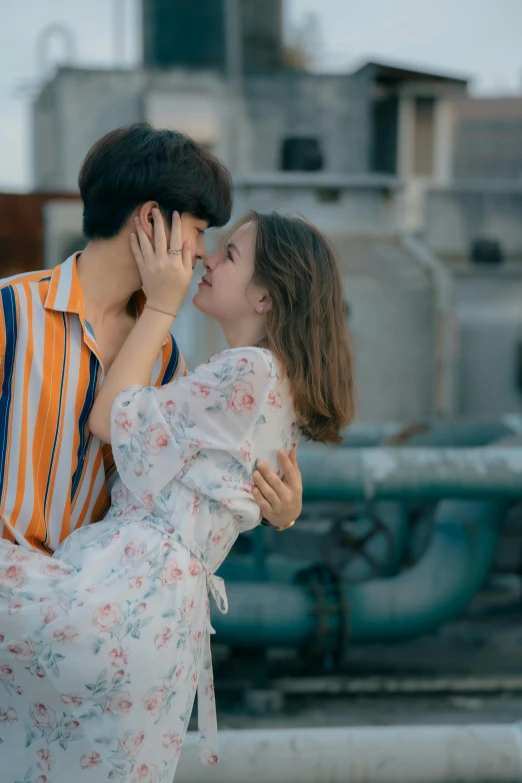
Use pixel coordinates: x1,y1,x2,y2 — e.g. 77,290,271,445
130,209,193,314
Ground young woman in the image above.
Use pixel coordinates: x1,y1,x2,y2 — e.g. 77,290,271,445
0,210,354,782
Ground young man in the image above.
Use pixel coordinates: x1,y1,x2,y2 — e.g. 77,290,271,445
0,123,302,555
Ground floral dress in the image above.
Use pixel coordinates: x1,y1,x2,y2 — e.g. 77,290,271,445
0,347,299,783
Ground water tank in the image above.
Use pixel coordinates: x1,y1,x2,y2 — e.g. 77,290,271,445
142,0,283,72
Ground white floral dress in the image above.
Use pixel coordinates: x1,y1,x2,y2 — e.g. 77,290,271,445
0,347,299,783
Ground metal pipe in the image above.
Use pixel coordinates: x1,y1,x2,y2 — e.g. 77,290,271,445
176,724,522,782
340,416,522,447
212,501,502,646
349,500,500,641
299,446,522,500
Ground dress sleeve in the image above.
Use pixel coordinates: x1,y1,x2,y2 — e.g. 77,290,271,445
110,348,271,501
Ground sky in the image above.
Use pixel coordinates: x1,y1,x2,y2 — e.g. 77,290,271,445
0,0,521,190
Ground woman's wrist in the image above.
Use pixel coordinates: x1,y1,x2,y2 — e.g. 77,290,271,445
145,303,178,319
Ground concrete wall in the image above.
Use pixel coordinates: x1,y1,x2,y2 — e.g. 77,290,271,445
231,174,401,235
243,70,371,174
32,66,372,191
425,185,522,258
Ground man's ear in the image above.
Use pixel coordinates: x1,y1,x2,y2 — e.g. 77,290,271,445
137,201,158,242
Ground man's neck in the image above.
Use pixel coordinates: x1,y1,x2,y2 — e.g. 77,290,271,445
76,236,143,322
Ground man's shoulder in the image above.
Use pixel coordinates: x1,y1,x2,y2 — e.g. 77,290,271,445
0,269,52,293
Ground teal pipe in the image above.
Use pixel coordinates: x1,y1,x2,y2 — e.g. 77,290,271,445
212,501,503,646
341,417,522,447
220,500,409,583
348,500,502,641
299,447,522,501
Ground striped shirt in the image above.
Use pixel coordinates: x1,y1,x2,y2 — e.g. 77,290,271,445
0,254,185,555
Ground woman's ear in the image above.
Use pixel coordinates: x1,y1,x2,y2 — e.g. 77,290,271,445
256,292,273,314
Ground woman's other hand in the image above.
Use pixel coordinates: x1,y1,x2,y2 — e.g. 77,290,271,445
252,449,303,528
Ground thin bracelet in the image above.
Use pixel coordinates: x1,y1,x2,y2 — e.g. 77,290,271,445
144,304,178,318
261,519,296,531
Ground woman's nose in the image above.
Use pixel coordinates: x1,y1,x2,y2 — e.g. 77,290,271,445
204,252,219,271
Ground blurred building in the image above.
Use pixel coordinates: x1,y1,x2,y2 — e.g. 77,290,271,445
452,96,522,181
32,1,468,231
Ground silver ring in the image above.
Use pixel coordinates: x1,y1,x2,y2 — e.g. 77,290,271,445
168,248,182,255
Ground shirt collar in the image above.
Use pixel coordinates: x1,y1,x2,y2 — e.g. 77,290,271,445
44,253,83,315
44,254,166,346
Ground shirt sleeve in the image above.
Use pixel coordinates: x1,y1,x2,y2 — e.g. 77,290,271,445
111,348,272,501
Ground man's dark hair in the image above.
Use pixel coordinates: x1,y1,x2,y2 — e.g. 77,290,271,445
78,123,233,239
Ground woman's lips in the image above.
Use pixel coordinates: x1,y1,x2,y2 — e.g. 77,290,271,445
198,279,211,287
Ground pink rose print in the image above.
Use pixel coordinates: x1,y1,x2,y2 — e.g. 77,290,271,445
134,460,145,477
40,562,71,577
200,748,219,765
154,627,173,650
229,381,255,413
189,559,201,577
239,442,252,462
129,576,143,589
115,412,133,432
104,691,133,716
0,663,14,681
145,423,171,456
109,647,129,667
162,733,183,755
7,638,36,661
36,748,52,773
94,603,123,632
36,777,48,783
60,693,83,707
0,564,26,588
190,631,203,653
0,706,17,726
80,752,101,770
6,548,30,562
133,763,158,783
112,669,126,684
162,561,183,586
236,357,249,370
164,399,176,415
140,490,154,510
135,602,146,615
188,495,201,517
179,596,195,622
52,625,79,644
120,539,147,565
142,686,166,716
8,602,22,615
0,633,3,641
240,478,254,494
191,381,210,398
30,703,57,729
40,600,68,625
119,728,145,758
268,390,283,410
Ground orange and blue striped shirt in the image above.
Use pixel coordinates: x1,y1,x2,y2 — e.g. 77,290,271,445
0,254,185,555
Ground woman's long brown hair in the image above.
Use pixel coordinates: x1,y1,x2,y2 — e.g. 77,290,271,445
234,211,355,444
